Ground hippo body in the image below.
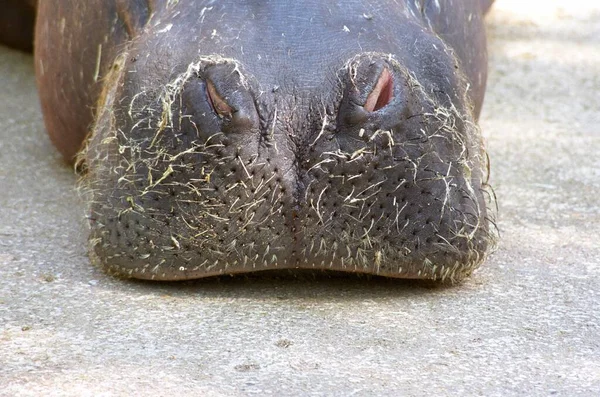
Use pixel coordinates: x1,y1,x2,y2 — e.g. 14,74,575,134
5,0,496,281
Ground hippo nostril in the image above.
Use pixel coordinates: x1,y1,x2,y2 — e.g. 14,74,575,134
364,68,394,112
206,79,234,118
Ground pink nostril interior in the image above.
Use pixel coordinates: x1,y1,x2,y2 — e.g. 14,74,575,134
364,68,394,112
206,80,234,118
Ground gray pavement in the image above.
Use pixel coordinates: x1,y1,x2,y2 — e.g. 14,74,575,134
1,1,599,396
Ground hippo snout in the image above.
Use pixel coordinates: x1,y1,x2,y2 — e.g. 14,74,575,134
82,52,495,282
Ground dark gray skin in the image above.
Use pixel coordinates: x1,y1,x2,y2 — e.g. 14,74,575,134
28,0,496,281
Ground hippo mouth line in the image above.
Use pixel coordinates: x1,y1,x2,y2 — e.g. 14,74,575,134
79,52,497,282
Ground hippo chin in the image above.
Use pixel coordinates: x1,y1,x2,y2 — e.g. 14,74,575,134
29,0,496,281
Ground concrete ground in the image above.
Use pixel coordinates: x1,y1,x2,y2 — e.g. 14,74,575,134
0,1,598,395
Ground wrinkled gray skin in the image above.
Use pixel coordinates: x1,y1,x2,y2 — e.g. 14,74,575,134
35,0,496,281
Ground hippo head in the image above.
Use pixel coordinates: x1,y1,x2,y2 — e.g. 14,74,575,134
82,1,496,281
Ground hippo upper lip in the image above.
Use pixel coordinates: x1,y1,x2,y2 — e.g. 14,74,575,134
81,48,494,282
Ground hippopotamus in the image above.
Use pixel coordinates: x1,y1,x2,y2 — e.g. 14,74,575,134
2,0,496,282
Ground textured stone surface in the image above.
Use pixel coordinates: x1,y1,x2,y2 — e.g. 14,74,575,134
1,1,599,395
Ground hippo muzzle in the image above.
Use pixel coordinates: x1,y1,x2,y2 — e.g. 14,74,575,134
78,1,496,281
